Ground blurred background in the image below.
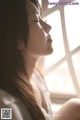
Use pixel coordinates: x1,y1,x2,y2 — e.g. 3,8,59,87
37,0,80,112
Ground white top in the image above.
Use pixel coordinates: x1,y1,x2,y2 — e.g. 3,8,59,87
0,70,54,120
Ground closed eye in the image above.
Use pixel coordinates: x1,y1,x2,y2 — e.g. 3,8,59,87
33,19,40,22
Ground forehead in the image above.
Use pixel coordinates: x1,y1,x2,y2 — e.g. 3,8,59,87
26,1,39,16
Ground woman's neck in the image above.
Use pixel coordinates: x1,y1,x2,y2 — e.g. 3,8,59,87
24,53,39,79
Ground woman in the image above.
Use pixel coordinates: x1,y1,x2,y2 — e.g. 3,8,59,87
0,0,80,120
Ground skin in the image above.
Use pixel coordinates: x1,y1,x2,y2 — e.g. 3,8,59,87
19,0,53,78
24,1,80,120
53,98,80,120
19,1,80,120
26,1,53,56
0,1,80,120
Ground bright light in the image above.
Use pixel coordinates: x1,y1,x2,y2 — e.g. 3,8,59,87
44,11,65,69
44,0,80,95
64,1,80,51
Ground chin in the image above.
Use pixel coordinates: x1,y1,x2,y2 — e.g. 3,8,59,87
44,47,53,56
36,47,53,56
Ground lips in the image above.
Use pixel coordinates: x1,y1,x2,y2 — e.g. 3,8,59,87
47,34,53,42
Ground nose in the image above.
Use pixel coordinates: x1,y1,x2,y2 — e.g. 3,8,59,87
41,20,52,33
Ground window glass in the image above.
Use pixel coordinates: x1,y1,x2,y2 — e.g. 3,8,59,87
44,11,65,69
64,0,80,51
40,0,80,97
45,61,76,95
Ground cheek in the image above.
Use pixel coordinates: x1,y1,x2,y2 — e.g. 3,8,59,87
29,23,46,40
28,25,47,50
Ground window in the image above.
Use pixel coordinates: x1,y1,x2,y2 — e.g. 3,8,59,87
38,0,80,102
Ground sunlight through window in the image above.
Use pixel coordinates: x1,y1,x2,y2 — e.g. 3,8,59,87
43,0,80,96
64,1,80,51
45,61,76,94
44,11,65,69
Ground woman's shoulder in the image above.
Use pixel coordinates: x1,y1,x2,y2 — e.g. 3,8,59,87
0,89,32,120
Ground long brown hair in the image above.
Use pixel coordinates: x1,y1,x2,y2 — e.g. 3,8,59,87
0,0,45,119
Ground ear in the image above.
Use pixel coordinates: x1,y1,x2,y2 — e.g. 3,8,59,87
17,39,25,51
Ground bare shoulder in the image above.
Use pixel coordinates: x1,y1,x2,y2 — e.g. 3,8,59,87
53,98,80,120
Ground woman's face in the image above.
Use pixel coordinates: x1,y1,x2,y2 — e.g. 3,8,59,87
26,0,53,57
